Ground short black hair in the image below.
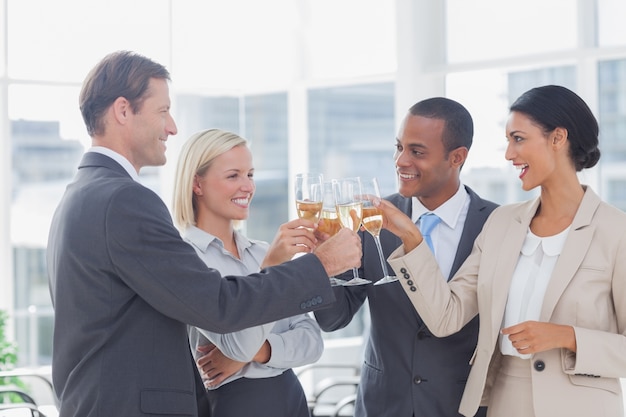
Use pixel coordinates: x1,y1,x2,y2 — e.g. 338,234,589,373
409,97,473,154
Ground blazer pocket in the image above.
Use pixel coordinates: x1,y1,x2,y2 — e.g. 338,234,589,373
141,389,196,415
568,374,621,395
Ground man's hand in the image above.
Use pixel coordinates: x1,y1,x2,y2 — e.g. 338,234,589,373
313,228,362,277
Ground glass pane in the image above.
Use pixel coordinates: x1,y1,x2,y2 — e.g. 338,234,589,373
598,59,626,163
598,0,626,47
308,82,396,196
8,0,171,81
10,85,85,367
446,0,577,63
244,93,289,243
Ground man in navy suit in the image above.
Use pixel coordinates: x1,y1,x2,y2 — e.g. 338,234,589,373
47,50,362,417
315,98,497,417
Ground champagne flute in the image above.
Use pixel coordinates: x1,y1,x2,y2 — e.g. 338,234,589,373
333,177,371,286
318,180,342,237
362,178,397,285
318,180,344,286
294,173,323,226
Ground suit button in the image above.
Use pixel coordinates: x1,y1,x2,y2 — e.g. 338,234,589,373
413,376,422,384
410,286,417,292
400,268,407,273
534,360,545,372
407,280,414,286
403,273,410,279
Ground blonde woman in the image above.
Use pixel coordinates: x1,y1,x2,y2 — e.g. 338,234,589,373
172,129,324,417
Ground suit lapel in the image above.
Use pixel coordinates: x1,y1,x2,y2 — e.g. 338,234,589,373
539,187,600,321
450,187,491,279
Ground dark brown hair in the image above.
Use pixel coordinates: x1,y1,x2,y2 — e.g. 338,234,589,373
79,51,170,137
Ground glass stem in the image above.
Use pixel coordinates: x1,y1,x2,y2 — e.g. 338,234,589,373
373,235,391,277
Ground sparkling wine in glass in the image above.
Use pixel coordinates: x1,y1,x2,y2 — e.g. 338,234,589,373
294,173,323,226
318,180,344,286
318,180,342,237
333,177,371,286
362,178,397,285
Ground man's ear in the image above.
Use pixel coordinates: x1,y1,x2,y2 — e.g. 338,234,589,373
449,146,468,168
112,96,131,125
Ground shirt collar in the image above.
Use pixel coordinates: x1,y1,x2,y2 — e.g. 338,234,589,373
183,225,252,253
521,226,571,256
88,146,140,182
411,184,469,228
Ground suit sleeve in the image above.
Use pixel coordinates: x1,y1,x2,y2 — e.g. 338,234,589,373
388,214,489,337
105,184,335,334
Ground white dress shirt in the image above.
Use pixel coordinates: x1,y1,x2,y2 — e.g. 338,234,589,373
500,226,570,359
183,226,324,388
411,184,470,279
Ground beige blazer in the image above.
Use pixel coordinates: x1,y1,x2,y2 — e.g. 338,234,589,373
388,186,626,417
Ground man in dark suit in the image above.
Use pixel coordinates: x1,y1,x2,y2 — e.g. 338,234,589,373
315,98,498,417
46,50,362,417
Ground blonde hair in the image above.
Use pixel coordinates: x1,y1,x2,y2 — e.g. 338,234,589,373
172,128,248,230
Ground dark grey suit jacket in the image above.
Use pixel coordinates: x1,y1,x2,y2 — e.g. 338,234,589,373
47,152,335,417
315,187,497,417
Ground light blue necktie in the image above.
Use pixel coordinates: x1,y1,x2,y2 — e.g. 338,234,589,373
419,213,441,253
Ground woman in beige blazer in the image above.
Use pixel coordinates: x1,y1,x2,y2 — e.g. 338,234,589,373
375,85,626,417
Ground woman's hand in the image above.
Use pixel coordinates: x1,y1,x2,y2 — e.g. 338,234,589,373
374,198,423,252
196,344,247,388
501,321,577,354
261,218,319,268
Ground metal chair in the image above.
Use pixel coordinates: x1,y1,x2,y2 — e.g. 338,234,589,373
0,386,45,416
296,363,360,417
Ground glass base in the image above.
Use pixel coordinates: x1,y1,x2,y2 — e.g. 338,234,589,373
373,275,398,286
329,277,372,286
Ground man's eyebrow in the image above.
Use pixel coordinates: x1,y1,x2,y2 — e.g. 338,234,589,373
396,140,427,150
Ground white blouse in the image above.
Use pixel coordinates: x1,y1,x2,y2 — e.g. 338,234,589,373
499,226,571,359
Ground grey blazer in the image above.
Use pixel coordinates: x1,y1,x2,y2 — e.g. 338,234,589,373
47,152,335,417
314,186,497,417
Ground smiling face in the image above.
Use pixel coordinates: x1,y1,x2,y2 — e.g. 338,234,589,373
193,145,255,225
127,78,178,171
505,111,559,191
394,114,465,210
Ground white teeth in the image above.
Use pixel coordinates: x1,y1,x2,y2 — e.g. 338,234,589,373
233,198,248,206
399,173,417,179
516,164,528,170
